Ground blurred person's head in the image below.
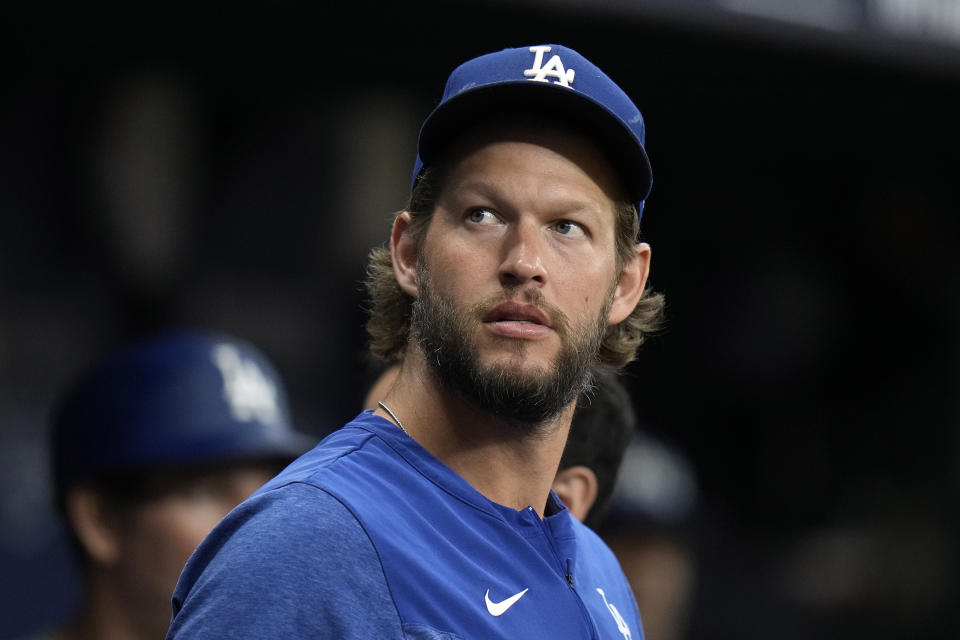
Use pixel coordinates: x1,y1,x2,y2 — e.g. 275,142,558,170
48,329,315,640
364,363,633,529
554,368,636,528
599,430,700,640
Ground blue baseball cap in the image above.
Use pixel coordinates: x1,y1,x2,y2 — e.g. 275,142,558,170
50,330,316,492
411,44,653,218
604,431,699,533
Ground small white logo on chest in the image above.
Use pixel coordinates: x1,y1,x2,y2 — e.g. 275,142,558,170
524,45,576,87
484,587,529,616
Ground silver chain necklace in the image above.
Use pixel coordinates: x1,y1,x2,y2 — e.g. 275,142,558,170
377,401,408,434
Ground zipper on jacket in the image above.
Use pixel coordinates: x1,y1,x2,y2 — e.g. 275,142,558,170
536,516,600,640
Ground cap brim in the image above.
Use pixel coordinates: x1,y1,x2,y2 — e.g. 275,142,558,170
55,425,318,487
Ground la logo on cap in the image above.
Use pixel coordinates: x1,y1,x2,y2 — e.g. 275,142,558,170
524,46,576,87
211,343,281,427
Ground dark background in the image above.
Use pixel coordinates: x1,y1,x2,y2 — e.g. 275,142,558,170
2,2,957,638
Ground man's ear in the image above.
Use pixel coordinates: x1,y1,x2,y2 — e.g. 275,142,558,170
552,465,599,524
391,212,419,298
608,242,652,325
64,486,122,566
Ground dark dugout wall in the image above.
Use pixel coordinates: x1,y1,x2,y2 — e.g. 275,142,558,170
1,2,957,638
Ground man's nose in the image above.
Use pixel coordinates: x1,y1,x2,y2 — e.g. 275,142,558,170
498,220,548,288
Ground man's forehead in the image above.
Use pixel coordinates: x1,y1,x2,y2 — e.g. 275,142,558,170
437,122,631,208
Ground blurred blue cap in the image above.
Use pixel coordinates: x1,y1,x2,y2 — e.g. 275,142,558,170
606,431,699,532
51,330,316,491
411,44,653,217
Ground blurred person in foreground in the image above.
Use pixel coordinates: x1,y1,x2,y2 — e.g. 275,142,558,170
168,43,665,638
35,330,314,640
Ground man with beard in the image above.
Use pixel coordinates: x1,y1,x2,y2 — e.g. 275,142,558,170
167,44,665,639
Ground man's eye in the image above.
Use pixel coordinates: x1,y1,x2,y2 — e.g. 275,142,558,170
554,220,585,237
467,208,498,225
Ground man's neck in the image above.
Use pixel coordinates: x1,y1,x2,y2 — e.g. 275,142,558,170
375,350,574,517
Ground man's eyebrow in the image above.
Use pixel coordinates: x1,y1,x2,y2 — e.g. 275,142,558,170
447,179,499,197
439,180,508,211
446,184,608,223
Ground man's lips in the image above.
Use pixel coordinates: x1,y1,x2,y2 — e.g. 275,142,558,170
482,302,552,327
482,302,553,339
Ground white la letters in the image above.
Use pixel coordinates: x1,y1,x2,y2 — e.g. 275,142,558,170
524,45,576,87
211,343,281,427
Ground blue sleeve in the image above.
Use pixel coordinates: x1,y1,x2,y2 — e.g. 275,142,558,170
166,481,404,639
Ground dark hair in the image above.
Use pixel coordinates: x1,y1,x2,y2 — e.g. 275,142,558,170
559,369,637,529
364,158,666,367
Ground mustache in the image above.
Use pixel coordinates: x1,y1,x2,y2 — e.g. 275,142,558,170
468,289,572,338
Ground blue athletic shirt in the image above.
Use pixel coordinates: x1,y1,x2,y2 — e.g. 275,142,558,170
167,411,643,639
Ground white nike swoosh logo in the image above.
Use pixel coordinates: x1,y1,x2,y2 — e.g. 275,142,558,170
484,587,529,616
